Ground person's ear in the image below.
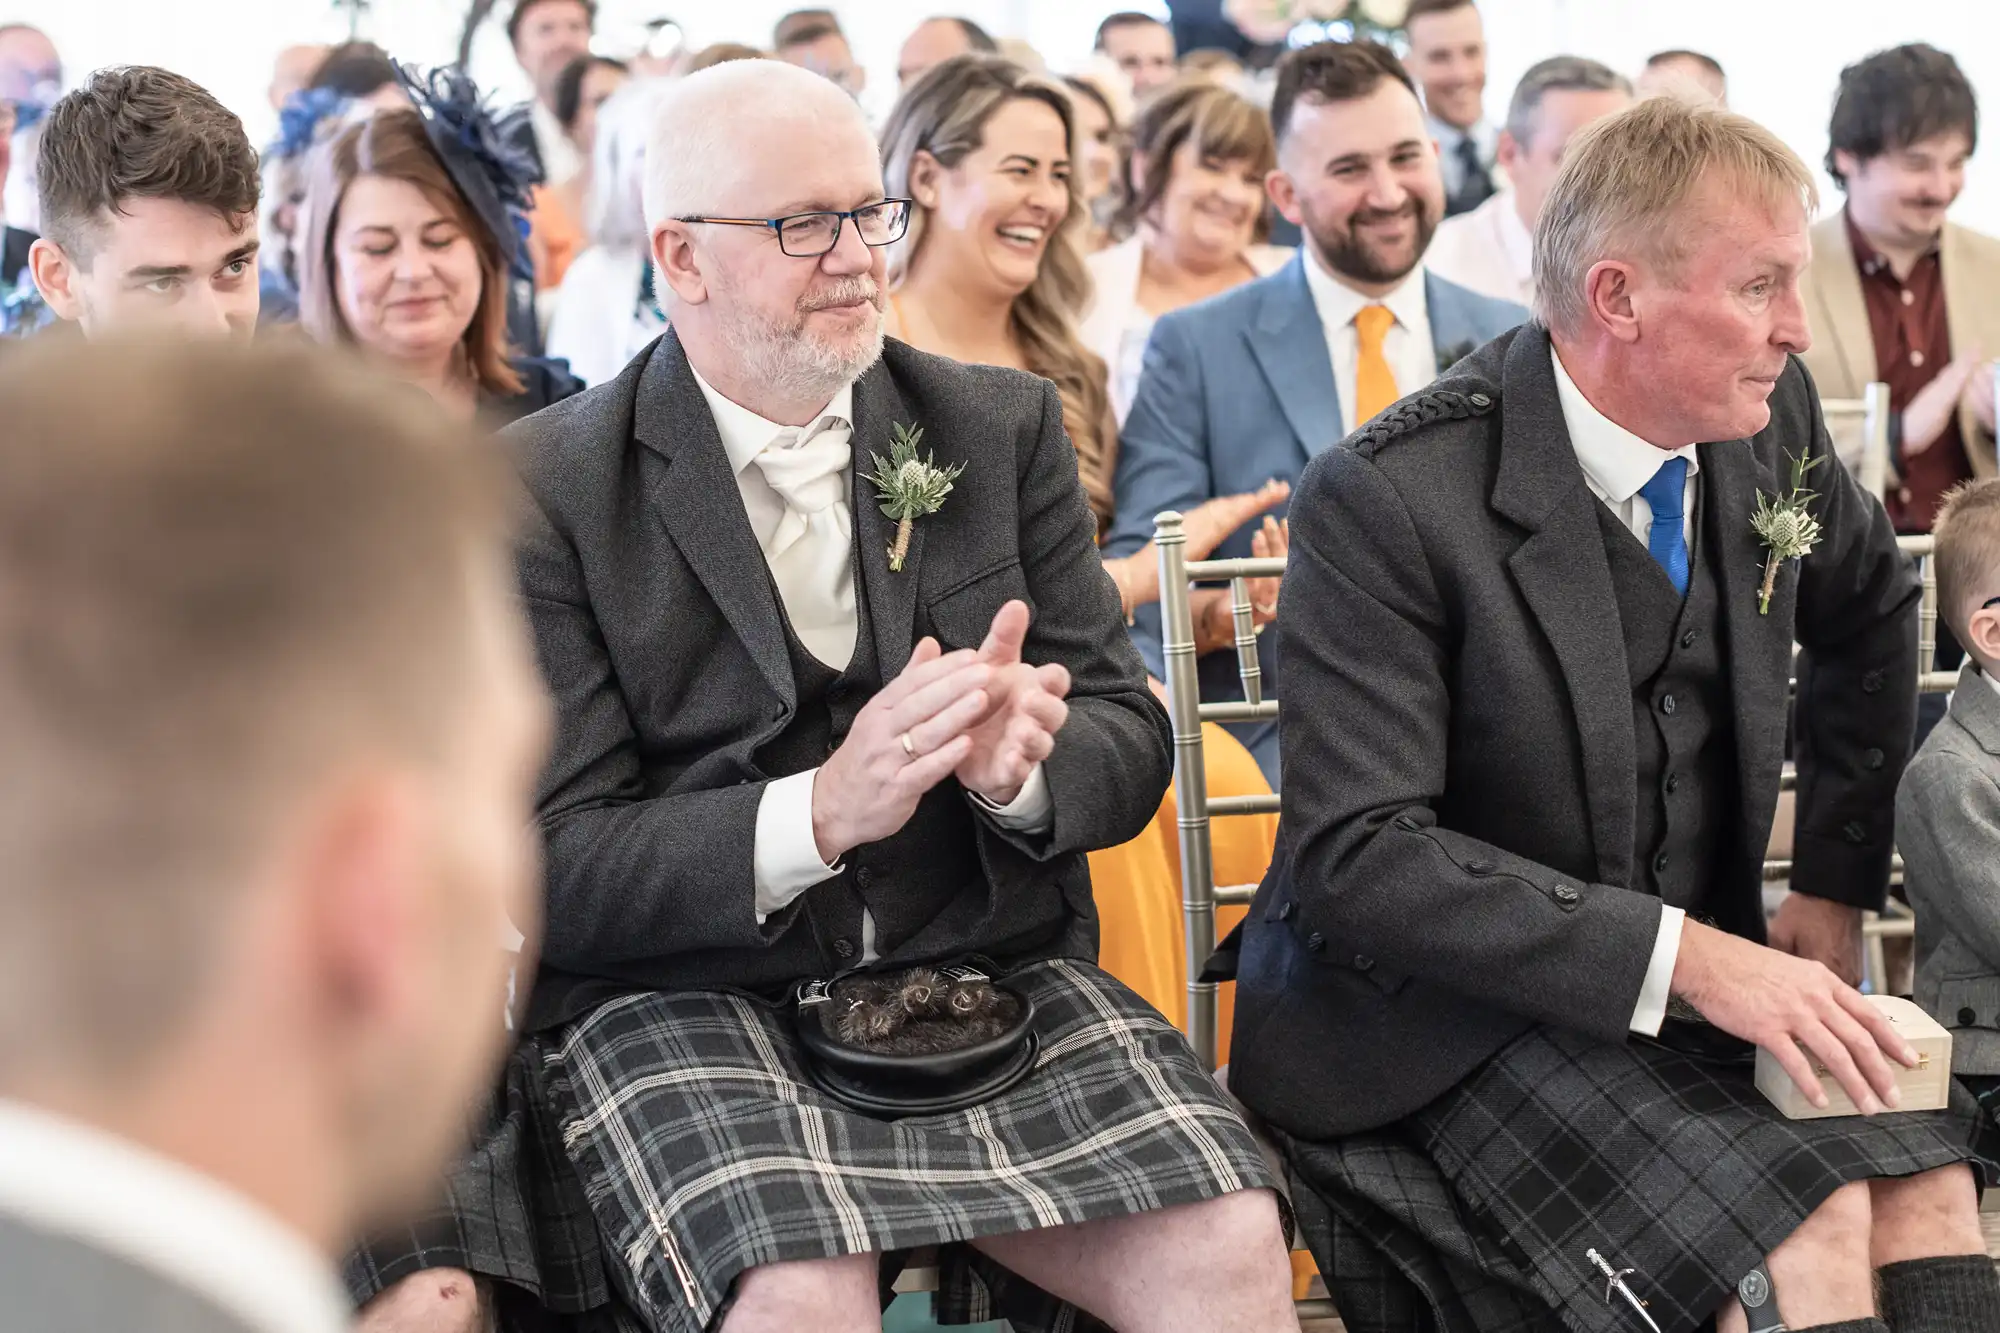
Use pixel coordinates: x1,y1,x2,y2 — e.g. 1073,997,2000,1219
1495,129,1522,174
1583,259,1642,344
1265,168,1302,226
908,149,945,211
294,768,433,1046
28,237,86,322
1968,603,2000,673
651,220,707,306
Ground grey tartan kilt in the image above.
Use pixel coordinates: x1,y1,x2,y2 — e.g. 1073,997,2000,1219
1282,1023,2000,1333
550,957,1278,1333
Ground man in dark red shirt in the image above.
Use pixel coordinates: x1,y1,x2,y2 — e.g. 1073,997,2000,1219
1801,43,1998,539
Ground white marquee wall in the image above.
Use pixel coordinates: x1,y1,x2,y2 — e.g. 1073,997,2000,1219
5,0,1998,229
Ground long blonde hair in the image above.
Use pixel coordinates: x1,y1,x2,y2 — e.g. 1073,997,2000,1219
881,55,1116,530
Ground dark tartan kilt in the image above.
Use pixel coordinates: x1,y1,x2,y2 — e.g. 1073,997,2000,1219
1282,1023,2000,1333
551,958,1279,1333
343,1035,623,1325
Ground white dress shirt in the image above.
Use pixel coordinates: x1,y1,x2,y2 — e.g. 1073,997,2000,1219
0,1100,348,1333
1299,248,1439,435
1425,188,1535,307
1551,346,1701,1037
530,97,583,188
687,366,1054,945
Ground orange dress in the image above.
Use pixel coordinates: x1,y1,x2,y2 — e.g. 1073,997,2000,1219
1088,720,1277,1066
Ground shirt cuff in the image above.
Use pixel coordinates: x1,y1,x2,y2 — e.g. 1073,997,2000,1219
967,763,1054,834
753,769,842,923
1629,904,1686,1037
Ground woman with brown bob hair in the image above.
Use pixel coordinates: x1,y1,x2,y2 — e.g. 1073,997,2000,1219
299,68,580,422
1080,77,1286,424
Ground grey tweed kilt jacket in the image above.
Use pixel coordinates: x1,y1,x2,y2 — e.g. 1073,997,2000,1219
1229,322,1921,1142
508,331,1171,1033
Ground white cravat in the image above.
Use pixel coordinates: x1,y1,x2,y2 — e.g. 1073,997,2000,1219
749,414,858,669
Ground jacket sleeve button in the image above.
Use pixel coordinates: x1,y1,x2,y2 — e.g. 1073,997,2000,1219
1843,821,1868,844
1353,955,1375,972
1305,933,1326,953
1553,884,1580,905
1960,1008,1979,1027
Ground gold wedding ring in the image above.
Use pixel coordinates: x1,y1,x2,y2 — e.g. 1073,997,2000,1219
900,732,917,758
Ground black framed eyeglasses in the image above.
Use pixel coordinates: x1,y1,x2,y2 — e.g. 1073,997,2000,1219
675,199,912,258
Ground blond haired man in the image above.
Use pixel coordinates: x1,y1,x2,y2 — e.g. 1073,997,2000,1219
0,337,548,1331
1227,97,2000,1333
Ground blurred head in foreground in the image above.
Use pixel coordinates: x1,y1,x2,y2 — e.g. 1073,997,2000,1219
0,337,550,1249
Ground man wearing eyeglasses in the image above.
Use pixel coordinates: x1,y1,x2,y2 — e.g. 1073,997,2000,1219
351,56,1296,1333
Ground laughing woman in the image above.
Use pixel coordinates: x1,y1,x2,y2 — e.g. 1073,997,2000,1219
880,55,1285,1057
1080,79,1286,424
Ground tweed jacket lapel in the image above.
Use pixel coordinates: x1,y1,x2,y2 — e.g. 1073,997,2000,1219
632,331,796,709
1490,326,1637,888
849,361,925,682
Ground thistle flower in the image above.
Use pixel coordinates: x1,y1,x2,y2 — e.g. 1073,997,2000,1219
867,423,964,572
1752,451,1825,614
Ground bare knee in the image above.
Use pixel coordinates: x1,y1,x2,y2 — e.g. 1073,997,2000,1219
1747,1181,1875,1327
1872,1163,1985,1267
723,1252,879,1333
355,1269,490,1333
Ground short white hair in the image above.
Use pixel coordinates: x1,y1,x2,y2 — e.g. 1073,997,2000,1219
642,59,873,232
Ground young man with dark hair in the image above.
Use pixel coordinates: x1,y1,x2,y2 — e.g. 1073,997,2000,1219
1095,11,1177,97
1111,39,1525,779
1638,48,1728,106
1802,43,1995,537
504,0,595,186
1403,0,1495,216
27,66,261,339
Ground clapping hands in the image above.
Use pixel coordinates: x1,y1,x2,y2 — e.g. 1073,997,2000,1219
810,601,1069,863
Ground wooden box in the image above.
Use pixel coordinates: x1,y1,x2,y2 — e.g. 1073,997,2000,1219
1755,995,1953,1120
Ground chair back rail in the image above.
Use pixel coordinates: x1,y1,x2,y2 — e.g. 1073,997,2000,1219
1821,383,1892,501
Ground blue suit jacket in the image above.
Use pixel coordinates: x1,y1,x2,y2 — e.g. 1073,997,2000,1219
1107,253,1527,779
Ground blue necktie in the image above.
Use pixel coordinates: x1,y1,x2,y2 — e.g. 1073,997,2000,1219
1638,457,1690,596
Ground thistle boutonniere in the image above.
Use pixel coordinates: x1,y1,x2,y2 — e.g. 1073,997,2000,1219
867,423,965,573
1434,338,1478,374
1751,450,1825,614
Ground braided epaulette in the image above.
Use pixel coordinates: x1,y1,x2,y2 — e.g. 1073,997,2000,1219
1349,387,1499,458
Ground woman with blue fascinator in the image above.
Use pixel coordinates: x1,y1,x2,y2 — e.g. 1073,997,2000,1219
297,65,579,423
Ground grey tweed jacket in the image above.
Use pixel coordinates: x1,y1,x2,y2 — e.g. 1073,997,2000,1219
1229,322,1920,1140
511,331,1171,1031
0,1212,260,1333
1901,663,2000,1073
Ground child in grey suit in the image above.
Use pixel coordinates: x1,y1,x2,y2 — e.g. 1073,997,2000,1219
1900,477,2000,1106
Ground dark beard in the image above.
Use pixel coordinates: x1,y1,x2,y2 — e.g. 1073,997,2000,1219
1309,201,1438,286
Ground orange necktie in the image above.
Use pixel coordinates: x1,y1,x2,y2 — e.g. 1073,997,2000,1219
1353,304,1399,425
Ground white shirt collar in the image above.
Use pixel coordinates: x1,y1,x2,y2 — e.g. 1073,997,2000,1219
688,363,855,478
1301,247,1429,339
0,1100,348,1333
1428,113,1497,157
1492,189,1534,288
1550,345,1700,502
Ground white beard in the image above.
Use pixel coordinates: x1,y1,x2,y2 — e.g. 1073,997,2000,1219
709,267,885,407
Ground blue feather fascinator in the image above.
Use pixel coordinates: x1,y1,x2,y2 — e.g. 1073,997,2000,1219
271,86,348,161
393,63,540,280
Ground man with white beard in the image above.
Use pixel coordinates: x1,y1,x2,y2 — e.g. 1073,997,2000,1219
351,57,1299,1333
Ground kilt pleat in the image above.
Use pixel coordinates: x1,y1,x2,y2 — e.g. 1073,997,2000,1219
343,1035,615,1315
548,959,1276,1333
1284,1023,2000,1333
